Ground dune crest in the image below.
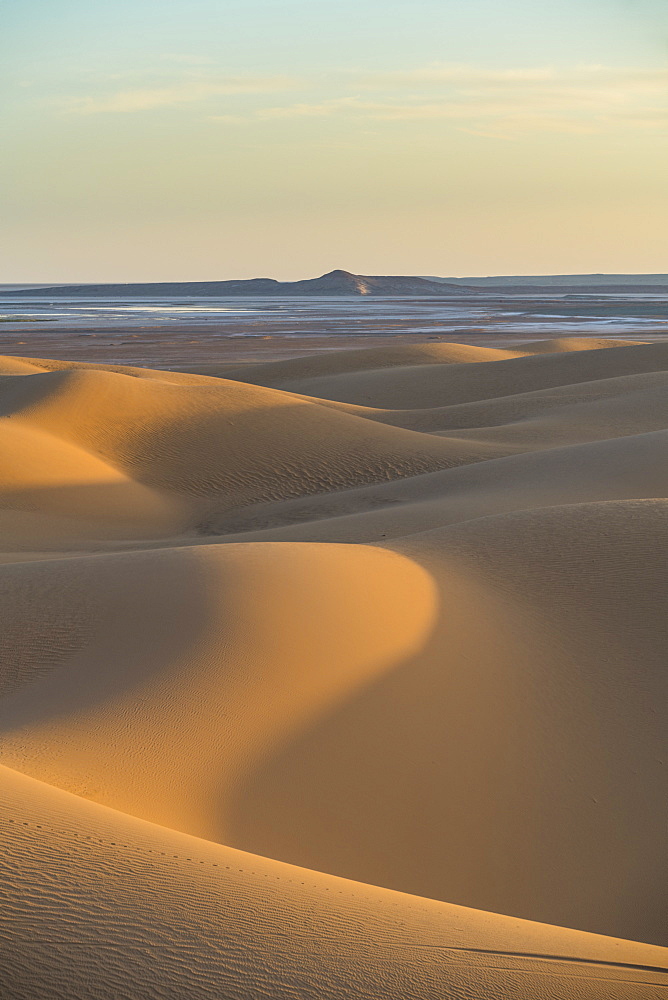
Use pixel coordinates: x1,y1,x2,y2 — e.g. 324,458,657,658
0,339,666,998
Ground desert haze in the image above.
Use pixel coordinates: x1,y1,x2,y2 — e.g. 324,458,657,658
0,335,666,998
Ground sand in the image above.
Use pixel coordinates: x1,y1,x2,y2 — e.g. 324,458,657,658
0,337,666,998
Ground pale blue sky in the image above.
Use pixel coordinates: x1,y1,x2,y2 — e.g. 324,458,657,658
2,0,667,280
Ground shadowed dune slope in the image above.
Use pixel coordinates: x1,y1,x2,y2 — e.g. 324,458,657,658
3,766,665,1000
208,425,668,541
0,340,666,998
0,504,665,948
231,340,668,407
517,336,646,353
0,367,507,532
190,337,646,384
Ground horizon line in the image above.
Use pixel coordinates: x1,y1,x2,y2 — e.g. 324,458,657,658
3,269,668,287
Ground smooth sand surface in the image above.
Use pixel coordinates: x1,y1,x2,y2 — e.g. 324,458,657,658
0,338,666,998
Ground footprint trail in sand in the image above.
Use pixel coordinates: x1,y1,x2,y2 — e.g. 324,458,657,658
0,338,666,998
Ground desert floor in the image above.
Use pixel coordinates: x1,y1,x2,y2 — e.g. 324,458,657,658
0,336,666,998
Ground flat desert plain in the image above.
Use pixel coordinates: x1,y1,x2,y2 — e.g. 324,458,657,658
0,337,666,998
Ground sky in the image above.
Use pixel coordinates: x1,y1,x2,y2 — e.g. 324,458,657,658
1,0,667,281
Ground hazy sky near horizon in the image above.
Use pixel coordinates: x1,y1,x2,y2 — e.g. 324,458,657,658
2,0,667,281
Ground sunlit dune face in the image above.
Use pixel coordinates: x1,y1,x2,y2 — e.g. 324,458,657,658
0,543,439,838
1,0,668,992
0,337,667,995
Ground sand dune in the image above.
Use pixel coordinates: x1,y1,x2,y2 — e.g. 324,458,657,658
230,340,668,408
207,427,668,541
2,764,665,1000
0,339,666,997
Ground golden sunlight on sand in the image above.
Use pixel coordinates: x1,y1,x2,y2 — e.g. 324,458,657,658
0,338,666,998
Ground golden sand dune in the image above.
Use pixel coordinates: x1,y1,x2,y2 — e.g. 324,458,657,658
231,340,668,408
2,765,665,1000
0,339,666,998
0,363,518,548
205,336,646,384
211,427,668,541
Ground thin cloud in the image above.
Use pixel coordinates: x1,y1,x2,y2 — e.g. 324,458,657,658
253,64,668,134
60,62,667,133
63,76,298,114
159,53,215,66
259,97,367,119
361,63,668,90
358,65,558,87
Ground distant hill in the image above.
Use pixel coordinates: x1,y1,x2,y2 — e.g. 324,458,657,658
0,284,59,292
0,270,473,298
425,274,668,294
427,273,668,286
6,270,666,298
